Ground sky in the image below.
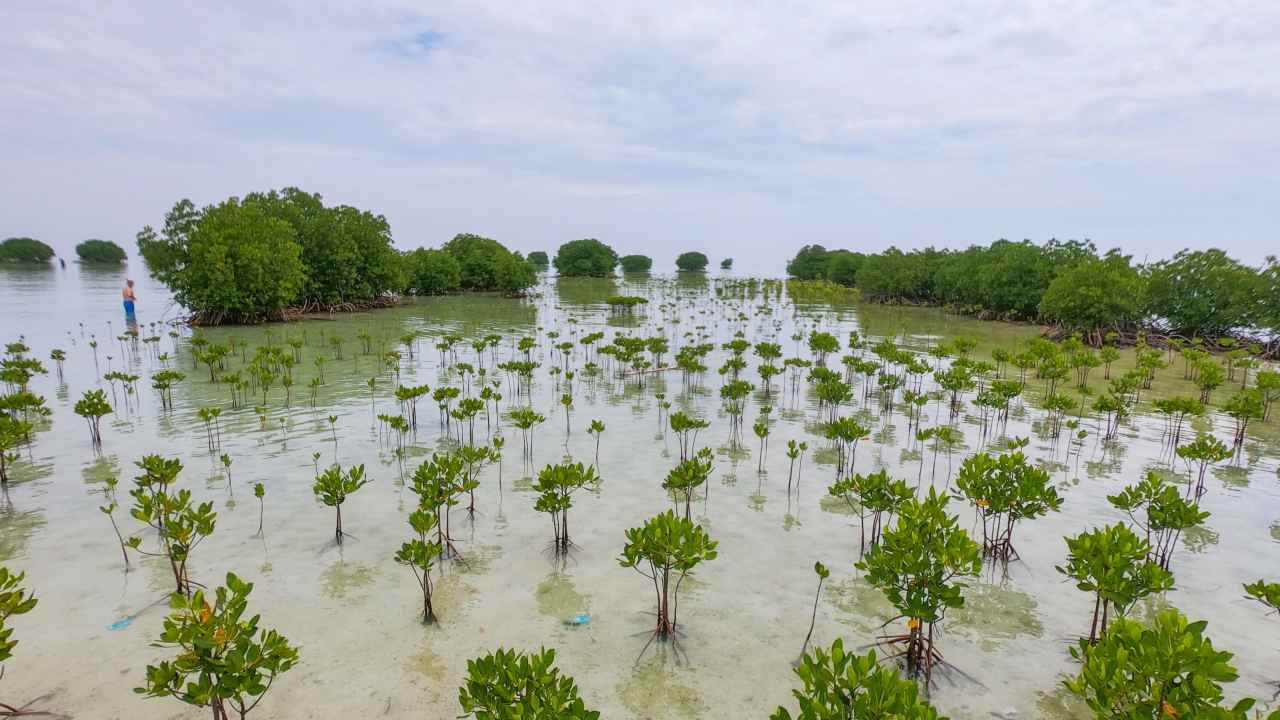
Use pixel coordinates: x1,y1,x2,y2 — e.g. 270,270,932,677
3,1,1278,275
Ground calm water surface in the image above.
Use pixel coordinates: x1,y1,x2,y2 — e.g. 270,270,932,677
1,265,1277,719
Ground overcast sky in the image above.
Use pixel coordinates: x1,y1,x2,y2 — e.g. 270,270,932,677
4,1,1277,274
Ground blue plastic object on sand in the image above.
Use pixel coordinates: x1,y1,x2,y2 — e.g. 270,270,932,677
107,617,133,631
565,612,590,626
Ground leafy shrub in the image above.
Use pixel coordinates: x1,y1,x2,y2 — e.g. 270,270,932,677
1065,608,1275,719
720,258,733,269
527,251,549,267
772,640,945,720
0,237,54,264
75,239,127,264
458,647,599,719
403,248,461,295
619,254,653,273
139,197,306,323
786,245,830,280
1145,249,1262,337
443,233,537,293
1039,251,1146,335
553,238,618,277
675,251,709,272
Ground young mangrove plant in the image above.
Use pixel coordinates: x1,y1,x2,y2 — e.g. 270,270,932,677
586,419,604,468
855,488,981,688
99,499,132,569
662,447,714,520
410,452,466,559
532,462,601,554
829,468,912,556
312,463,370,545
0,566,38,717
510,406,547,458
1065,608,1277,719
1176,432,1231,500
253,482,265,537
394,503,443,624
618,510,718,648
753,412,771,473
128,454,217,596
1107,471,1209,572
136,572,298,720
772,640,943,720
668,410,710,461
785,439,808,494
952,450,1063,562
1055,522,1174,645
798,561,829,661
457,647,600,719
74,388,112,448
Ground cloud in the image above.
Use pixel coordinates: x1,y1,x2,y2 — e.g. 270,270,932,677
2,0,1278,271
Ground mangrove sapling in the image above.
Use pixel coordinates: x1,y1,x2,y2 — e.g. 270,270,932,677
1055,523,1174,645
828,469,912,556
1065,608,1277,719
952,450,1063,562
509,407,547,458
48,349,65,381
1107,472,1208,572
1176,432,1231,500
394,504,443,623
410,453,467,559
532,462,601,553
312,464,371,545
772,640,943,720
74,388,111,448
99,500,132,569
137,572,299,720
753,412,771,473
0,566,39,717
662,448,714,520
784,440,808,494
128,455,217,596
798,561,829,661
0,415,32,487
253,483,265,537
586,419,604,469
855,488,981,688
668,410,709,461
457,647,600,720
618,510,718,648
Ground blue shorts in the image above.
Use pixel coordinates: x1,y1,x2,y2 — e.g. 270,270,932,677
123,300,136,315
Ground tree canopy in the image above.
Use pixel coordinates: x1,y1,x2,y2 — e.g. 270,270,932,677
0,237,55,264
619,254,653,273
527,251,549,267
75,239,127,264
442,233,536,293
785,245,829,280
1145,249,1261,337
1039,251,1147,335
403,248,461,295
675,251,709,272
553,238,618,277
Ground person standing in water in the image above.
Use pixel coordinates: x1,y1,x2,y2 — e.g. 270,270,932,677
122,279,137,322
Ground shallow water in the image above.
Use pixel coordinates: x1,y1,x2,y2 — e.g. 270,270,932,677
1,265,1278,719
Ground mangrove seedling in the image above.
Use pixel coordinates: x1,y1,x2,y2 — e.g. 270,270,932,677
798,561,830,661
0,414,33,486
1065,608,1275,719
1176,432,1231,500
74,388,112,448
312,463,370,545
1107,472,1209,571
952,450,1063,561
856,488,981,687
457,647,600,720
618,510,718,646
99,500,132,569
128,454,217,595
772,640,943,720
136,572,298,720
753,414,771,473
533,462,601,553
1055,523,1174,644
587,419,605,468
668,410,710,461
0,566,38,716
253,483,265,537
662,447,714,520
394,503,443,623
828,468,912,556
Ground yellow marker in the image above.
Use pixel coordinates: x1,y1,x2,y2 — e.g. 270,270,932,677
907,618,921,631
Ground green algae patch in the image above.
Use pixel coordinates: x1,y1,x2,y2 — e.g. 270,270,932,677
320,562,378,601
617,656,705,720
951,582,1044,650
536,573,589,622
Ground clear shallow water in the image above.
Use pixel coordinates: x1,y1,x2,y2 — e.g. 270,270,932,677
1,265,1278,719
